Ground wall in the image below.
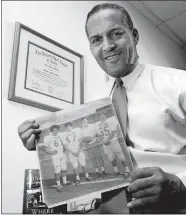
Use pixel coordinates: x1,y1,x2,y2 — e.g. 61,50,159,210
2,1,186,213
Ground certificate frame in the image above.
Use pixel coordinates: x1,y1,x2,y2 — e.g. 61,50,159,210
8,22,84,112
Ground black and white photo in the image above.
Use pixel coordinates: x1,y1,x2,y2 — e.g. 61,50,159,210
36,97,133,207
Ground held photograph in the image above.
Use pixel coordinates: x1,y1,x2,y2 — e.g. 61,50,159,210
36,97,134,208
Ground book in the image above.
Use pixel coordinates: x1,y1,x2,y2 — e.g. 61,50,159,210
35,97,134,208
22,169,101,213
22,169,66,214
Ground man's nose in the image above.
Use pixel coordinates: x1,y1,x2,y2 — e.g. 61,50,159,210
102,38,117,52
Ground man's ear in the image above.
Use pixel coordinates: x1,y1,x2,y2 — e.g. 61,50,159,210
133,28,139,45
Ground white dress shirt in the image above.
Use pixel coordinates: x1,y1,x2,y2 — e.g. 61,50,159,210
102,64,186,186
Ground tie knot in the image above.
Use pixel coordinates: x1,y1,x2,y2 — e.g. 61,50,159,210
115,78,123,87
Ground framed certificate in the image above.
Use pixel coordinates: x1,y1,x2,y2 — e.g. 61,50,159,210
8,22,84,112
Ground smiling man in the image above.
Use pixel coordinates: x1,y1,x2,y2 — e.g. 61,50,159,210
85,3,186,213
18,3,186,214
86,4,138,79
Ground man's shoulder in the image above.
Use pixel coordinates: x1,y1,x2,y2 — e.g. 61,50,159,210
95,121,101,127
143,64,186,88
74,127,81,133
89,123,96,130
145,64,186,78
58,132,66,139
44,135,51,141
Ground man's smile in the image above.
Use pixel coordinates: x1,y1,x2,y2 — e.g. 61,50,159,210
104,52,122,62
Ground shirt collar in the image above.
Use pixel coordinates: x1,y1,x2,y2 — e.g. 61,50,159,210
107,64,145,93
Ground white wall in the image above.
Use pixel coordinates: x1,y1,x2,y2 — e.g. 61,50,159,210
2,1,186,213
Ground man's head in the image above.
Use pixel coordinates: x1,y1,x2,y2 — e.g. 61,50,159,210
86,3,139,78
99,111,107,122
81,117,89,128
50,125,60,136
64,122,73,132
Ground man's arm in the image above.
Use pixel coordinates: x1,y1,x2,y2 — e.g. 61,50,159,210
127,81,186,211
106,130,117,141
179,81,186,121
40,145,57,155
63,143,74,155
105,120,119,142
75,138,83,156
177,82,186,187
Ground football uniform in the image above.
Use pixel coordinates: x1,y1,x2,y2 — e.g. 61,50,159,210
81,124,104,159
64,128,86,169
96,117,125,162
42,133,67,174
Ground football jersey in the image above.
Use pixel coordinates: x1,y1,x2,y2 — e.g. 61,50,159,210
64,128,82,153
43,133,64,159
81,124,97,140
81,124,98,149
96,117,118,142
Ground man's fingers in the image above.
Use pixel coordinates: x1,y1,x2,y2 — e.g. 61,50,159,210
127,196,158,208
18,119,35,130
25,134,37,150
128,176,156,192
21,128,41,146
18,121,39,136
131,167,158,182
131,186,160,198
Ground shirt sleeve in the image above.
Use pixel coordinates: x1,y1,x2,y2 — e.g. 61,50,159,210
95,122,100,135
176,171,186,187
39,136,50,147
178,79,186,187
109,117,118,131
179,81,186,114
59,133,65,143
75,128,82,140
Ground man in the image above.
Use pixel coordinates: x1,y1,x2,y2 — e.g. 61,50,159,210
85,3,186,213
18,3,186,213
63,122,93,186
96,111,129,177
39,125,71,192
81,116,106,178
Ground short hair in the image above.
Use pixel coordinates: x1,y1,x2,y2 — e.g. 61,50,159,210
64,122,73,128
50,125,60,132
85,3,134,37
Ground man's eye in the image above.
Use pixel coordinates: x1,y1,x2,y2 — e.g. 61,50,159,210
91,38,101,45
112,31,124,38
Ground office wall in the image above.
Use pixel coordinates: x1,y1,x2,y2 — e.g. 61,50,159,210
2,1,186,213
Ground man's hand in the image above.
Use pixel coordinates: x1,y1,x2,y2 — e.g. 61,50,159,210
18,119,41,151
127,167,186,212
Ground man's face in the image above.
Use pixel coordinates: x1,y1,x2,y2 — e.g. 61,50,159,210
52,128,59,136
82,118,88,128
87,9,137,78
100,113,106,122
66,125,72,132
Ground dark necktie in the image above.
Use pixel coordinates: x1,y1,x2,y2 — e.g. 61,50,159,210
112,78,128,138
98,78,130,214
